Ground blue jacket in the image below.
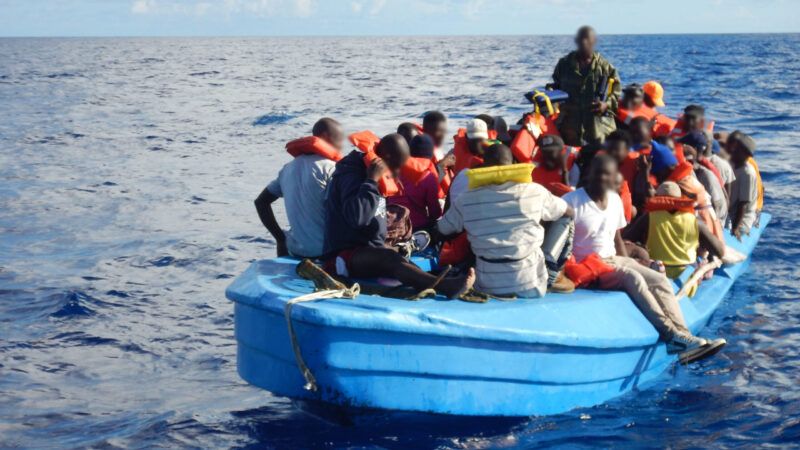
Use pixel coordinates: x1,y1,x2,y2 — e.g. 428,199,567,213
323,150,387,255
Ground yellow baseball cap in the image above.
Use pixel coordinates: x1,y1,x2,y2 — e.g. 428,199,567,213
643,81,665,107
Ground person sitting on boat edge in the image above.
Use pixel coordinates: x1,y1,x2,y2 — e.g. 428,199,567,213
436,143,576,297
255,117,343,258
421,110,455,198
449,118,497,199
707,137,736,201
727,131,763,240
563,156,726,361
322,133,475,297
623,181,725,280
388,134,443,232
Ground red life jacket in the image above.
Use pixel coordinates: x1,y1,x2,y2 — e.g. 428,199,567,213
652,114,677,137
618,151,641,190
438,232,472,266
286,136,343,161
645,196,696,214
667,161,695,184
564,253,615,287
531,145,578,184
453,128,484,174
348,130,402,197
510,114,560,163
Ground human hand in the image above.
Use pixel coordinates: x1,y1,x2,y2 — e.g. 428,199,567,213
591,100,608,115
367,157,388,183
440,152,456,168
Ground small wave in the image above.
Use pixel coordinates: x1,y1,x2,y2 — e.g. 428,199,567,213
253,113,295,126
49,291,97,318
45,72,80,79
189,70,220,77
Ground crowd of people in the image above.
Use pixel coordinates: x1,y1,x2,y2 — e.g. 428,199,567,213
254,27,765,364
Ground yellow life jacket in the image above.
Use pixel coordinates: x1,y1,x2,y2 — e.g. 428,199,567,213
646,210,699,274
747,157,764,211
466,163,533,190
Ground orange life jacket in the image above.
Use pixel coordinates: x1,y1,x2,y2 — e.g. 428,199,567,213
453,128,484,174
401,157,437,187
619,151,641,190
668,161,725,243
510,113,560,163
348,130,402,197
619,180,633,222
667,161,695,184
652,114,677,137
645,195,696,214
564,253,615,287
617,105,658,124
286,136,343,161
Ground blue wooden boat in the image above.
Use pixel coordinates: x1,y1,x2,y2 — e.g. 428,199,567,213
226,214,770,417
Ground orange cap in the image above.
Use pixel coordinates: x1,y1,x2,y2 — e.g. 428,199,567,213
643,81,665,107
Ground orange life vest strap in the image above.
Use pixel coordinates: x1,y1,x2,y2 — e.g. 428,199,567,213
565,253,616,288
286,136,343,161
667,161,695,183
645,196,696,214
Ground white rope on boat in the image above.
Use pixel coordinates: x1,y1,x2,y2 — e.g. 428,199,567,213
675,259,723,301
284,284,361,392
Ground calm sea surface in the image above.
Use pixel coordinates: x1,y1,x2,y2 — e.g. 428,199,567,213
1,34,799,448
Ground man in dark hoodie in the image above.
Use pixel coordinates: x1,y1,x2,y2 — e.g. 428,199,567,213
324,133,475,297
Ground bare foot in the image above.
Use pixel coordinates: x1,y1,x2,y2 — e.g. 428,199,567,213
440,268,476,299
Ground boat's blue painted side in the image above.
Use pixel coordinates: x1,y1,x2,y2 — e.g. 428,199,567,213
226,214,770,416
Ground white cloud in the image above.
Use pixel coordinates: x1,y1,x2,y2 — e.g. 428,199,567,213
294,0,313,17
130,0,313,17
350,1,363,13
369,0,386,15
131,0,155,14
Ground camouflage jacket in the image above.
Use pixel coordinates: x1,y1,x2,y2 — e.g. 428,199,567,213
552,51,621,145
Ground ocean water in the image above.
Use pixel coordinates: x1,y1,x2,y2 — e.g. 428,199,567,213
1,34,799,448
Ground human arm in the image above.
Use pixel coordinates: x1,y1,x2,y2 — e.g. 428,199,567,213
614,230,628,257
731,202,749,241
698,221,725,259
254,186,288,257
337,159,386,229
622,214,649,244
436,197,465,237
425,174,443,226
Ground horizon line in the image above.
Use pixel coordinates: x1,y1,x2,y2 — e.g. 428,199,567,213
1,31,799,39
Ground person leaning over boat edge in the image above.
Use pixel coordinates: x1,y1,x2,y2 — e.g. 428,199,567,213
563,156,726,363
551,26,621,146
322,133,475,298
255,117,343,258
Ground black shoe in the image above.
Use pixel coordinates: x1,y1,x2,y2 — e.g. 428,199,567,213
678,338,727,365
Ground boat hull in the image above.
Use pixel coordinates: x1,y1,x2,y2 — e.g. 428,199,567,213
226,214,769,416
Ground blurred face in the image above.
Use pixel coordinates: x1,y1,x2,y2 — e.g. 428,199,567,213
425,120,448,148
631,120,651,144
606,140,629,164
683,145,699,168
590,159,618,193
684,115,701,132
622,91,644,110
728,141,748,166
541,146,562,170
575,29,596,56
467,138,486,157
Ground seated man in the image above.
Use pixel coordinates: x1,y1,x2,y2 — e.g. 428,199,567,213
437,143,574,297
389,134,443,230
454,117,494,174
727,131,762,239
563,155,725,362
324,133,474,297
421,110,454,195
708,137,736,200
255,117,343,258
604,130,637,220
531,134,580,194
624,181,724,279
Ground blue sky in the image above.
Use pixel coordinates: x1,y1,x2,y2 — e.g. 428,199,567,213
1,0,798,37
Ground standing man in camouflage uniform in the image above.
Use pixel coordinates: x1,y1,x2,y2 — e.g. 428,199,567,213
552,26,621,146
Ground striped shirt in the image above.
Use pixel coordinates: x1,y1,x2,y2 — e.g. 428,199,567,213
438,181,567,296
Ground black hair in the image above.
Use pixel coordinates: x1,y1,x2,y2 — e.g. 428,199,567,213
312,117,340,137
422,111,446,130
630,116,651,129
474,114,495,129
483,143,513,167
606,129,632,147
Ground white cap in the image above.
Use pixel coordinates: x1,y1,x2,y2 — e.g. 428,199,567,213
656,181,681,198
466,119,489,140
